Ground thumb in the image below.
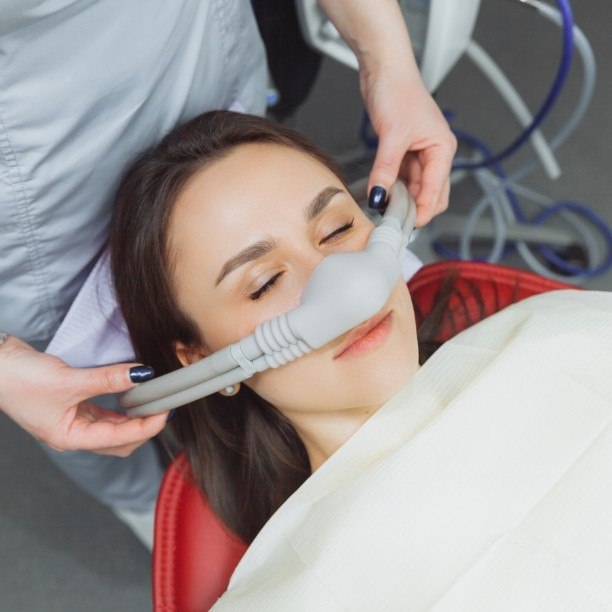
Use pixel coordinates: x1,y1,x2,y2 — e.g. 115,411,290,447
75,363,155,399
368,130,406,207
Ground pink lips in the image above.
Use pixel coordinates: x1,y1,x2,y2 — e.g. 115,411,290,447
334,311,393,360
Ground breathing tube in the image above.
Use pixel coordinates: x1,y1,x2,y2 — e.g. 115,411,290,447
120,181,417,416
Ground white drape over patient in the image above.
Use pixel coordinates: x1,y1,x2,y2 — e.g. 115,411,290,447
214,289,612,611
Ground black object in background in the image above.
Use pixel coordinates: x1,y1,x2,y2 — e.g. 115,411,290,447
252,0,322,119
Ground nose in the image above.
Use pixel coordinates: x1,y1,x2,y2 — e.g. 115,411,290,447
300,249,327,283
300,224,373,281
292,228,373,314
280,249,322,311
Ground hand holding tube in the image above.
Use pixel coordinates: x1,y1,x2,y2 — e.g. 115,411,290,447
317,0,456,226
0,335,167,455
363,66,456,227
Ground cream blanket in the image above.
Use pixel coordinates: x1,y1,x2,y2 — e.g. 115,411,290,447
214,290,612,611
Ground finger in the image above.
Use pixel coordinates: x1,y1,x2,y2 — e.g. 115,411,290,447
60,409,169,452
437,177,451,215
414,144,454,227
74,362,155,399
367,128,409,200
401,154,422,200
93,441,147,457
417,175,450,228
77,402,131,424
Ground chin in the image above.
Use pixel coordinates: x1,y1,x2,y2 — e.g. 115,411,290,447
344,362,415,409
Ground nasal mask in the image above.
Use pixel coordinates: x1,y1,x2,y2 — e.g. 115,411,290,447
120,181,417,416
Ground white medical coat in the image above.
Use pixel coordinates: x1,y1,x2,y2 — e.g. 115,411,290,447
0,0,267,342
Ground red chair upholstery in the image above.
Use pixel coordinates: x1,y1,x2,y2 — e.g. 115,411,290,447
153,454,248,612
153,261,577,611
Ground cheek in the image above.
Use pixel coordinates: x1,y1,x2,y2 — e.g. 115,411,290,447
245,341,415,413
199,293,302,353
245,348,337,411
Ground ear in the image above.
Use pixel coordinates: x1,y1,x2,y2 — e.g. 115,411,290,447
174,341,208,367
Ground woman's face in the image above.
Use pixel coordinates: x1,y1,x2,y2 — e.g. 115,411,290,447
168,143,419,416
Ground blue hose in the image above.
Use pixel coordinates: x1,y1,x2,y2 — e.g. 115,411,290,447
434,128,517,261
359,0,612,278
452,128,522,218
453,0,574,171
439,129,612,278
532,201,612,277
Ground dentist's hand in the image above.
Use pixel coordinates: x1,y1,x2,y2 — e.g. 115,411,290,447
362,66,457,227
317,0,457,228
0,335,169,456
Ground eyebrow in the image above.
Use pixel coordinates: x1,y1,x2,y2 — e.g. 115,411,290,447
305,186,344,222
215,186,345,286
215,239,277,286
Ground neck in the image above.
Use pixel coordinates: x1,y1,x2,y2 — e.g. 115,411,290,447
285,403,382,472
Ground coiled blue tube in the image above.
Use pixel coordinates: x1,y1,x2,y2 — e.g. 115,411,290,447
453,0,574,171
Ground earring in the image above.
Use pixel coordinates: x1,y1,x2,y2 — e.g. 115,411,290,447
220,383,241,397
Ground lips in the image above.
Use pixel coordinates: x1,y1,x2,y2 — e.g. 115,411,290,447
333,309,392,359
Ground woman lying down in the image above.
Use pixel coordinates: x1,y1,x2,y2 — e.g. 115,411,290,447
111,111,612,610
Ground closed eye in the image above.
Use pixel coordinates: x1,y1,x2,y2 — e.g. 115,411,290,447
319,218,354,245
249,219,355,301
250,271,284,300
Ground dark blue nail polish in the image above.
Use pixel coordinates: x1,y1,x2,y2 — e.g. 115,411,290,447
166,409,176,423
369,185,387,210
129,365,155,383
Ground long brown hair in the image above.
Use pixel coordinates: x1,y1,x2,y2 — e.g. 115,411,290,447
111,111,349,543
111,111,496,544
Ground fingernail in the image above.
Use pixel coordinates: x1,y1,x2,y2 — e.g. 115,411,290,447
129,365,155,383
368,185,387,210
166,409,176,423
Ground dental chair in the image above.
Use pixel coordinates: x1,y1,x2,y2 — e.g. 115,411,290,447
153,260,576,611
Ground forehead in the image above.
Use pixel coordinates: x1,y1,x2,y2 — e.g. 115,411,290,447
170,143,342,247
178,142,339,214
167,142,345,278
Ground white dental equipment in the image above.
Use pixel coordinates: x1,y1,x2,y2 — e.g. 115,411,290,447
120,181,416,416
295,0,481,92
